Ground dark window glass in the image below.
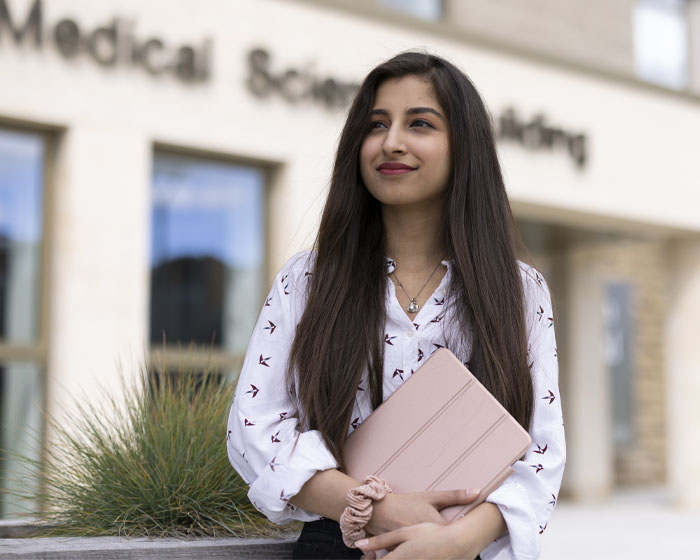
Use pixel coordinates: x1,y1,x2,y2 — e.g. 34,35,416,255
0,129,44,345
150,153,265,354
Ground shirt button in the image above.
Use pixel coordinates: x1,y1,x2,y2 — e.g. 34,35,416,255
405,329,415,338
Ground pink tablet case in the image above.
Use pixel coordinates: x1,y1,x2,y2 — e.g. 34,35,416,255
343,348,531,522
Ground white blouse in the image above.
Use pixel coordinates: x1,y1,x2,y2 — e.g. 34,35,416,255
227,252,565,560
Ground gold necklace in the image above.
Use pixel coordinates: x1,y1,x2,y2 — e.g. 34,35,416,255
391,259,443,314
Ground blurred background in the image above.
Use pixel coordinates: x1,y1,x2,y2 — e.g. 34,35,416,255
1,0,700,556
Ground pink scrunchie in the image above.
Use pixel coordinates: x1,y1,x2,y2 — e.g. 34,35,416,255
339,475,393,548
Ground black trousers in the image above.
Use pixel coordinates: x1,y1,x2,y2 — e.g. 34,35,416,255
292,518,482,559
292,519,363,559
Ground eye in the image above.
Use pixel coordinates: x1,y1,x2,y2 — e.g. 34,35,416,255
369,120,388,130
410,119,434,128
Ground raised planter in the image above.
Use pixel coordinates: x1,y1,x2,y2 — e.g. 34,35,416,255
0,535,298,559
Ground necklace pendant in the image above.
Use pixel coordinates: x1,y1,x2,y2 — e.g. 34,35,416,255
407,299,419,313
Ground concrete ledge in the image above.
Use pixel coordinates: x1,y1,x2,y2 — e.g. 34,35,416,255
0,520,48,539
0,535,298,559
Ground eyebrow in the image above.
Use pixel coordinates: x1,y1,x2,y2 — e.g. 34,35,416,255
369,107,445,121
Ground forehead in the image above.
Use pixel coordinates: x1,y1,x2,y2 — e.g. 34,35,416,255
372,75,441,110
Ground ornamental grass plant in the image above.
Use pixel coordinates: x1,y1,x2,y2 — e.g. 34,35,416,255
11,360,290,538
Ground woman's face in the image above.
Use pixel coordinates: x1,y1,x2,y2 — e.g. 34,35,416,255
360,75,451,210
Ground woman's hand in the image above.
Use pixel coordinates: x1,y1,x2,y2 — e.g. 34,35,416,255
356,522,480,560
365,489,479,535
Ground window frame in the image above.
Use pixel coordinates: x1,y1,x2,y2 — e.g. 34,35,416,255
0,119,57,516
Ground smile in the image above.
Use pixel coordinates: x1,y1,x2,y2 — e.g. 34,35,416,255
377,163,417,175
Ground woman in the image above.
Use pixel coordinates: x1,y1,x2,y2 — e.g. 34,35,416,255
227,52,565,560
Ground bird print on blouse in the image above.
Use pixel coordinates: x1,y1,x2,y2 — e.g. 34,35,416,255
430,313,445,324
258,355,271,367
280,273,290,295
226,253,565,560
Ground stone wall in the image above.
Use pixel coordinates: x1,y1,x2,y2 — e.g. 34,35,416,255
595,239,668,486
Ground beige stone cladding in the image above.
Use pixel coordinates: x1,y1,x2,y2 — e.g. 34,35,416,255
588,239,668,487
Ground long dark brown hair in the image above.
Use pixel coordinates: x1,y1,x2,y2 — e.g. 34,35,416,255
287,52,533,467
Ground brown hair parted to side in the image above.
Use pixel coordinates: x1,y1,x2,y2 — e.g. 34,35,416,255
287,51,533,468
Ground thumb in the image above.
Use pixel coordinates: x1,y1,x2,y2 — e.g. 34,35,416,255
429,488,480,509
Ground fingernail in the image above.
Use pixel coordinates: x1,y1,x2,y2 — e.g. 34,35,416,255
467,488,481,497
355,538,369,548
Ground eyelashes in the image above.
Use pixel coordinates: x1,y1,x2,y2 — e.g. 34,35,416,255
367,119,436,131
410,119,434,128
368,121,387,130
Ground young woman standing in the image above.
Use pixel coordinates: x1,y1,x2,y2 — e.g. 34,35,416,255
227,52,565,559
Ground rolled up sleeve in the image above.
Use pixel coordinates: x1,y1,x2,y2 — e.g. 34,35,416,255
226,252,339,524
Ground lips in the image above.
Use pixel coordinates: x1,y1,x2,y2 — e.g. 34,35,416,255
377,162,416,175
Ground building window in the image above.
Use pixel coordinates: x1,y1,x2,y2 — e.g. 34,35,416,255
150,152,266,373
0,128,46,516
380,0,443,21
604,282,635,447
633,0,688,89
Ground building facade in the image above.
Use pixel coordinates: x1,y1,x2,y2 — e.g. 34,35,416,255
1,0,700,515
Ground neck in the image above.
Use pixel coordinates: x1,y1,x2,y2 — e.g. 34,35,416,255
383,202,445,272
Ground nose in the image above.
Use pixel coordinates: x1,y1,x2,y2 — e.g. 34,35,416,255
382,124,407,155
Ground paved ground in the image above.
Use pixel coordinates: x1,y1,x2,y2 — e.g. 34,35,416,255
541,488,700,559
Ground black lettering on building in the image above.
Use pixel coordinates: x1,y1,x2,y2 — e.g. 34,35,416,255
0,0,42,46
53,19,80,58
497,107,588,168
0,0,211,83
246,47,359,109
86,19,119,66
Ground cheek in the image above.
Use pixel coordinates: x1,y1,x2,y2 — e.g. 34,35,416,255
359,141,375,180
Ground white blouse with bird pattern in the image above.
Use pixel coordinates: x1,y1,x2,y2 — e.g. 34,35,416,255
227,251,565,560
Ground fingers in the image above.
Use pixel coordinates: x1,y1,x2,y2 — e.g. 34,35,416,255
355,527,407,552
429,488,480,509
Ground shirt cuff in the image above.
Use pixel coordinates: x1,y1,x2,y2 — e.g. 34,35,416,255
481,480,540,560
248,429,339,524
